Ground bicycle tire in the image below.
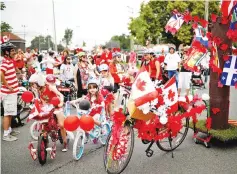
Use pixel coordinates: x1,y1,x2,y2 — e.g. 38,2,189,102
156,118,189,152
30,122,40,140
73,130,85,160
38,135,47,165
103,125,134,174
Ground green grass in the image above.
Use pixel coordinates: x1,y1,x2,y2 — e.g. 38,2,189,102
189,120,237,142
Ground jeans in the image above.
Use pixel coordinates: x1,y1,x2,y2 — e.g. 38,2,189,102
168,70,178,88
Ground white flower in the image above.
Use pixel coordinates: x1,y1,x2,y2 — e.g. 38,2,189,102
202,93,210,101
160,116,168,125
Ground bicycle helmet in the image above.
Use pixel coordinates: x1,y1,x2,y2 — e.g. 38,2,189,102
169,45,176,50
99,64,109,72
46,74,56,83
1,42,16,53
29,74,38,83
87,77,99,88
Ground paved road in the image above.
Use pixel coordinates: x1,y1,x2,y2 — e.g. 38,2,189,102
1,87,237,174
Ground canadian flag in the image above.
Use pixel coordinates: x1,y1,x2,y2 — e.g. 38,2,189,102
162,76,178,114
165,13,184,35
221,0,237,17
130,66,158,108
27,99,41,122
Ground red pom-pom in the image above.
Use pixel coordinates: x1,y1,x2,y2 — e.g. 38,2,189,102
21,91,34,103
50,97,60,107
64,115,80,131
80,115,94,131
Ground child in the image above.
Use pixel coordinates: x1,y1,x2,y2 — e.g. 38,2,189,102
70,78,105,126
98,64,114,117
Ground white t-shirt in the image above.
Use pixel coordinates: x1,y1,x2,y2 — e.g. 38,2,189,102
164,53,181,70
42,56,55,69
60,64,74,81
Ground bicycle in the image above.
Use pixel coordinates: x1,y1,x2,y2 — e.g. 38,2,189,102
71,102,111,160
103,85,190,174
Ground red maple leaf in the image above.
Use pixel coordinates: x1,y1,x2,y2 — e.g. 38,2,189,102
211,14,217,22
223,55,230,61
212,108,220,114
193,16,200,22
136,78,146,91
168,89,175,101
221,17,229,25
199,19,208,28
220,43,228,51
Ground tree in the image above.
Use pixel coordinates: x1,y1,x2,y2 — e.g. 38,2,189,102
57,44,65,53
1,22,12,32
63,28,73,47
129,1,220,48
109,34,130,50
1,2,13,32
30,35,55,51
1,2,6,10
82,41,86,47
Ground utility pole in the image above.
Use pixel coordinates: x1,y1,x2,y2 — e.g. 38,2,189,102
52,0,58,52
38,36,41,52
22,25,26,51
47,29,50,50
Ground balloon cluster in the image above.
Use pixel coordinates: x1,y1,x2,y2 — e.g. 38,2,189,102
64,115,94,132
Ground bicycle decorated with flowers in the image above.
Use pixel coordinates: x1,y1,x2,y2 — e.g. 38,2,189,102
103,70,208,174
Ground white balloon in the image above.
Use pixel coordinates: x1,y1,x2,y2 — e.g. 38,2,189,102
160,116,168,125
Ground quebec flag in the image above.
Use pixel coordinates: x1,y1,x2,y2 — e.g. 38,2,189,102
220,55,237,86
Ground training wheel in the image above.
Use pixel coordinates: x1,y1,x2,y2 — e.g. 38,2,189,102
204,142,211,148
146,149,154,157
193,138,199,144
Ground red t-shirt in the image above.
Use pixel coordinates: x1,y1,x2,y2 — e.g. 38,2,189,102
150,58,162,80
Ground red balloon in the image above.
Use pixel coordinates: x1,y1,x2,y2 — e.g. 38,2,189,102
80,115,94,131
50,97,60,107
64,115,80,131
21,91,34,103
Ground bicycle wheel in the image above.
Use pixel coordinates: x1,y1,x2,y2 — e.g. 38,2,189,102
37,135,47,165
99,123,111,145
104,125,134,174
156,117,189,152
73,130,85,160
30,122,41,141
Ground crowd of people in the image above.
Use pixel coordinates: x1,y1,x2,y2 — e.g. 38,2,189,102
1,40,208,152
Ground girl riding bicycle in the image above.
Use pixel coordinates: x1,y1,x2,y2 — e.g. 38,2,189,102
70,78,105,127
37,74,68,151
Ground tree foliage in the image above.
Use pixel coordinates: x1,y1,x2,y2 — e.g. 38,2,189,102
82,41,86,47
108,34,130,50
1,2,13,32
1,21,12,32
63,28,73,47
30,35,54,50
128,1,220,48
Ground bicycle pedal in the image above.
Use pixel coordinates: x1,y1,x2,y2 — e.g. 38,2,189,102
46,147,52,151
146,149,154,157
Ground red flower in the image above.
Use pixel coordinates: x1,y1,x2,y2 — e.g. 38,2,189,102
193,16,200,22
233,49,237,55
211,14,217,22
223,55,230,61
221,16,229,24
200,19,208,28
206,32,212,40
213,37,222,46
220,43,228,51
192,22,198,29
212,108,220,114
183,13,192,23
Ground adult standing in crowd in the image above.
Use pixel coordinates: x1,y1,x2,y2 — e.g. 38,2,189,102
149,52,161,82
178,46,192,96
60,56,74,82
74,52,89,97
14,48,25,73
0,42,20,141
24,47,33,68
164,46,181,87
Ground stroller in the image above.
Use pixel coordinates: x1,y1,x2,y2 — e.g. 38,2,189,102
191,65,206,88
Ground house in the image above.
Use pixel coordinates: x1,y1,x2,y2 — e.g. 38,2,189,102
1,32,25,51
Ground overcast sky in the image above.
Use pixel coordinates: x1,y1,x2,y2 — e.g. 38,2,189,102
1,0,146,48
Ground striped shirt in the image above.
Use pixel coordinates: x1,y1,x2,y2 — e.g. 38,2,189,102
0,57,19,94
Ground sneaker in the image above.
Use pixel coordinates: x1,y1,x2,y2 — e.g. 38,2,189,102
62,142,68,152
3,135,18,141
10,130,20,136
